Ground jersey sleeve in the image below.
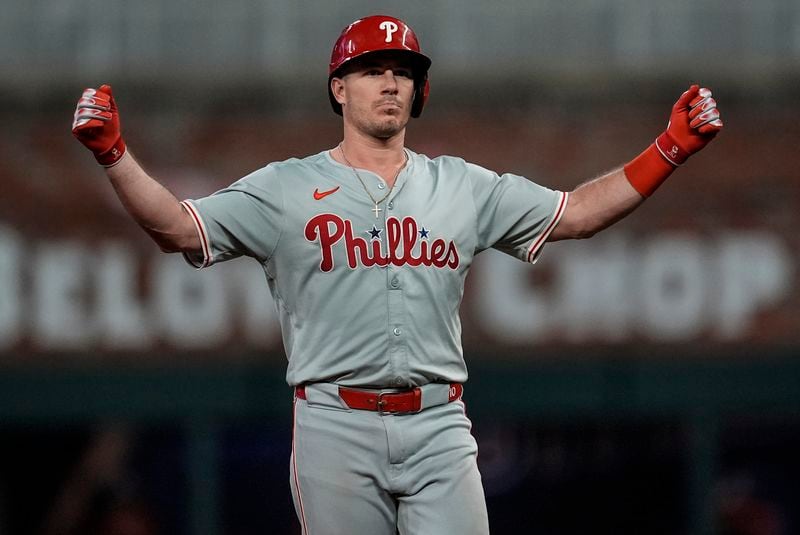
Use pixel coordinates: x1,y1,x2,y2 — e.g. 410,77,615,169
180,165,284,268
466,161,568,264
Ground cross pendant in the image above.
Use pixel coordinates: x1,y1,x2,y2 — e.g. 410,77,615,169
372,204,382,218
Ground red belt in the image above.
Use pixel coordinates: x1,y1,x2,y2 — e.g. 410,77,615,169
295,383,463,414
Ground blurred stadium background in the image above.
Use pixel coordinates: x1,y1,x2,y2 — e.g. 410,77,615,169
1,1,799,534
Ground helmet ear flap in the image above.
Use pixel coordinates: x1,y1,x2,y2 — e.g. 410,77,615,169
410,76,430,118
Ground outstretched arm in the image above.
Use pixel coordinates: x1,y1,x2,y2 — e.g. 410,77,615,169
72,85,200,253
549,85,723,241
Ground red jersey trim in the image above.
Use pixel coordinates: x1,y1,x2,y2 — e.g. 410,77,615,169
526,190,568,264
180,200,213,268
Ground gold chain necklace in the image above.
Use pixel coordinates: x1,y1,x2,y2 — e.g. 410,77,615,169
339,143,408,218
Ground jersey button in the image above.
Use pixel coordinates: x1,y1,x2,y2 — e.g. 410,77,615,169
387,201,394,210
390,277,400,288
393,327,402,336
377,183,385,190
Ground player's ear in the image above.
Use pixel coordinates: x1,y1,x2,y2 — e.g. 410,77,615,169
331,77,346,106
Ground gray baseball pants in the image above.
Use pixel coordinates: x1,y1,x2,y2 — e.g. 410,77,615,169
290,383,489,534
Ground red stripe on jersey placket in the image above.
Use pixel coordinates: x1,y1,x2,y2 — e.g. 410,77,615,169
180,201,212,267
527,191,569,263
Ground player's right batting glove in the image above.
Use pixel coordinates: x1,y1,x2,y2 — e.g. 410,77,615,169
72,84,127,167
624,84,724,197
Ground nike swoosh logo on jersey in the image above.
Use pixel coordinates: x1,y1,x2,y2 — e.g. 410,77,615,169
313,186,340,200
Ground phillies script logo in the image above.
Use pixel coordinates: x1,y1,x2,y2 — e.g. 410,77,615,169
304,214,460,272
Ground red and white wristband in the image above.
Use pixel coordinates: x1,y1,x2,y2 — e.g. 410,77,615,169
96,137,127,168
623,131,687,197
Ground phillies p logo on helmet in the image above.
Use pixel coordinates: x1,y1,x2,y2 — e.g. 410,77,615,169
379,20,399,42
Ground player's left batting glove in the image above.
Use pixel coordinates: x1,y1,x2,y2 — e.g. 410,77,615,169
72,84,127,167
655,85,723,165
624,84,724,197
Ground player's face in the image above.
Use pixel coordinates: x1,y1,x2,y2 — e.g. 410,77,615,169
333,54,416,139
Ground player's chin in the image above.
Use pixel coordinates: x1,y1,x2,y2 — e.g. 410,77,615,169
368,116,408,139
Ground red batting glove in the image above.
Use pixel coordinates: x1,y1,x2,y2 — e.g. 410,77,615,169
72,84,127,167
655,84,723,166
625,84,724,197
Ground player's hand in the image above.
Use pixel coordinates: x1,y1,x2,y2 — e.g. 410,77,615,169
655,84,723,166
72,84,127,167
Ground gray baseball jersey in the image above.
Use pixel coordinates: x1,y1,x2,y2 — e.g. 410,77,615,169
181,148,567,387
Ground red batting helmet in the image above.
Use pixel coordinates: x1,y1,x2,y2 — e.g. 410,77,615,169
328,15,431,118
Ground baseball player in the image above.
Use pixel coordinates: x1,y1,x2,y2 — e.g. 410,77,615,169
72,14,722,535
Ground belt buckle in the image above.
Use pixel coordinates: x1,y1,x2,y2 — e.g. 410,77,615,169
376,389,421,414
376,392,394,414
